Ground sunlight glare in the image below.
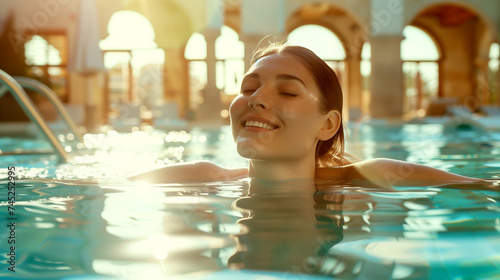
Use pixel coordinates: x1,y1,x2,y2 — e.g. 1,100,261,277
185,32,207,59
401,26,439,61
361,42,371,77
100,11,157,50
216,26,244,59
490,43,499,71
25,35,62,65
288,25,346,60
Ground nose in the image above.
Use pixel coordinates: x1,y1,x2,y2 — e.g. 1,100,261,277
248,87,270,109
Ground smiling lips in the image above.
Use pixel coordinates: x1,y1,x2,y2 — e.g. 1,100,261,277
245,120,277,130
242,117,279,131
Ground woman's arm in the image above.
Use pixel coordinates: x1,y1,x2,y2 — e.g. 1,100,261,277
128,161,248,183
317,158,481,188
349,158,480,187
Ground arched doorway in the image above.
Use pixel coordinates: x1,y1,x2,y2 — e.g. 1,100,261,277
215,25,245,120
25,34,68,102
408,4,497,113
401,25,440,116
287,24,348,117
287,24,346,84
285,3,366,120
185,25,244,122
100,10,163,123
184,32,207,115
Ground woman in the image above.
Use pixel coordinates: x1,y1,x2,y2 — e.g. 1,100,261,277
131,43,478,188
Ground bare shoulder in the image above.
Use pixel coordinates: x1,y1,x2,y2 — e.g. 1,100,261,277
353,158,479,185
129,161,248,183
317,158,479,188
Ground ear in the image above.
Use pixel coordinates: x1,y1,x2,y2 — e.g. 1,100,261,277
317,110,341,141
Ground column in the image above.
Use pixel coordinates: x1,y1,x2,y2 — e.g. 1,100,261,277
369,35,404,118
197,28,223,123
368,0,405,118
346,56,362,121
473,58,490,108
241,0,286,70
497,63,500,105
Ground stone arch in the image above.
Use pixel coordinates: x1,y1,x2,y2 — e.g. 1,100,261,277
285,2,368,120
406,1,498,42
407,2,497,59
406,3,498,107
286,21,348,59
405,24,443,60
284,3,367,120
285,3,366,59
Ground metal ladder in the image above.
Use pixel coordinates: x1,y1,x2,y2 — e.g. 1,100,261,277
0,69,84,163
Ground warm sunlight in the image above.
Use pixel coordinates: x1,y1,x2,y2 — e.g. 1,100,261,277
401,25,439,61
100,10,157,50
25,35,62,65
490,42,499,71
287,24,346,60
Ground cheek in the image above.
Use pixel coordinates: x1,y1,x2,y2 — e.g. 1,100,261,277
281,102,322,128
229,96,247,120
229,95,248,137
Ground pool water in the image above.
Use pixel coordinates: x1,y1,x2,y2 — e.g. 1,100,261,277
1,122,500,279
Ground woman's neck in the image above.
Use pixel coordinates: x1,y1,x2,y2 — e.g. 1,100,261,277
248,156,316,181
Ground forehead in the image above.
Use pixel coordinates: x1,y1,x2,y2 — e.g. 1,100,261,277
246,53,316,84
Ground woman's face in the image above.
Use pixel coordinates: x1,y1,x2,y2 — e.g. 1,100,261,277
229,53,330,161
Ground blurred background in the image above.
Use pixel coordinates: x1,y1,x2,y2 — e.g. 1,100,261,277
0,0,499,131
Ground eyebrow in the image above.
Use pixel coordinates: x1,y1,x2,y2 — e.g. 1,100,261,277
243,73,307,88
276,74,307,88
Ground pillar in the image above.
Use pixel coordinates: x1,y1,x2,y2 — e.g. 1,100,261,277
346,55,362,121
368,0,404,118
473,58,490,108
497,62,500,105
369,35,404,118
197,28,223,123
241,0,286,70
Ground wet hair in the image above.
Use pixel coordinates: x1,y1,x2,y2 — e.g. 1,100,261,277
251,42,345,167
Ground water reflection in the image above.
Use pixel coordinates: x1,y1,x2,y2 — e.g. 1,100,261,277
229,179,344,275
3,179,500,279
0,180,107,278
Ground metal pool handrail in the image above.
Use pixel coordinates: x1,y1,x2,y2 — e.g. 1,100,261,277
13,76,84,143
0,69,70,163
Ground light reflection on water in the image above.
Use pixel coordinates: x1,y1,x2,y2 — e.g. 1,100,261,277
1,178,499,279
0,123,499,278
1,123,499,180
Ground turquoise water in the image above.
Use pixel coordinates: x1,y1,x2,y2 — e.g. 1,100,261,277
0,123,499,279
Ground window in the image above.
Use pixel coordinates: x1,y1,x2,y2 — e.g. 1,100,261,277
401,26,440,114
215,25,245,96
100,10,163,119
185,32,207,111
185,25,245,113
24,32,69,101
288,24,346,84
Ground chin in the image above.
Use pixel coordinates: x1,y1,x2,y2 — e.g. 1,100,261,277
235,139,268,159
236,142,261,159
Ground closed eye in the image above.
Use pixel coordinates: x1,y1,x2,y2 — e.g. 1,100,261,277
279,92,297,97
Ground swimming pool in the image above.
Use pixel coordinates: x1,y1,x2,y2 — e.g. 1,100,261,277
1,122,499,279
